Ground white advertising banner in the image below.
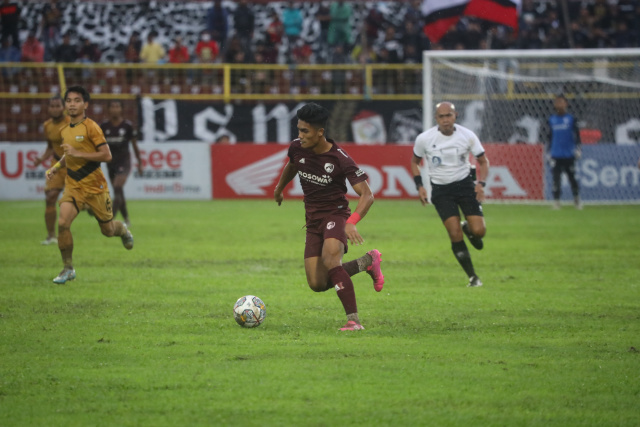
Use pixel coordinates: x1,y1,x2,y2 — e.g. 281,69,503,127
0,142,211,200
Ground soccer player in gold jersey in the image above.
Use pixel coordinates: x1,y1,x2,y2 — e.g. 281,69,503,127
33,95,71,245
46,86,134,284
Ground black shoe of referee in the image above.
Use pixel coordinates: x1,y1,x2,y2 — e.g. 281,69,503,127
461,221,483,250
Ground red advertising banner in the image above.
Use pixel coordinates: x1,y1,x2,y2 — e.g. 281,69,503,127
210,143,544,200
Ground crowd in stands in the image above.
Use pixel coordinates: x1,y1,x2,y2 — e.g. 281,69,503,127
1,0,639,68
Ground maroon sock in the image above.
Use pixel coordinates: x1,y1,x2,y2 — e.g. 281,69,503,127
328,266,357,315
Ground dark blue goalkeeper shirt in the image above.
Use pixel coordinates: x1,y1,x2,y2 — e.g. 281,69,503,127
548,113,581,159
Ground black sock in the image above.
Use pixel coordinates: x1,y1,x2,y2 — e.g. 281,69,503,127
452,240,476,278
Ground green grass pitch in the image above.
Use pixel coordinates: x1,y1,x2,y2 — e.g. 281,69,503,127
0,199,638,426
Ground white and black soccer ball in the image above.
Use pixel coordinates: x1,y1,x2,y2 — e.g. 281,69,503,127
233,295,266,328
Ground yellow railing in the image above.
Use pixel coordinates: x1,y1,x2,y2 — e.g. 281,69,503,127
0,62,424,102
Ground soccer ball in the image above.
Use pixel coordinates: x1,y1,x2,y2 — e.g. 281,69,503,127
233,295,266,328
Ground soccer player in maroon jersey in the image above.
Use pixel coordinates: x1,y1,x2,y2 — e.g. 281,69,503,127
100,100,142,227
273,103,384,331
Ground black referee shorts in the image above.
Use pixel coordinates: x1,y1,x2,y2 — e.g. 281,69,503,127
430,175,483,222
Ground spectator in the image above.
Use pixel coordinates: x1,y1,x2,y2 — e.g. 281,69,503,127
328,1,352,47
169,37,190,64
328,43,351,64
54,33,78,63
292,39,312,64
39,0,62,61
140,31,166,64
404,0,423,27
364,7,385,46
78,37,101,63
400,20,429,53
316,2,332,52
224,35,252,63
612,21,636,48
265,10,284,62
124,32,142,63
195,30,220,63
0,0,20,49
207,0,229,52
282,2,303,46
233,0,254,50
21,32,45,62
0,36,20,78
378,26,402,63
255,40,277,64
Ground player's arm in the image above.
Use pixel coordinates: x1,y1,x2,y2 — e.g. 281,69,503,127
131,137,143,174
572,118,582,159
410,153,428,206
345,180,374,246
475,153,489,203
62,143,112,162
46,155,66,180
274,161,298,206
34,141,54,167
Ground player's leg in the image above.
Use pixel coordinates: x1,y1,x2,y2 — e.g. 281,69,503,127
342,248,385,292
433,185,481,287
565,159,582,209
89,192,134,249
551,160,562,209
112,173,130,225
460,194,486,250
42,188,62,244
322,237,363,330
54,201,79,284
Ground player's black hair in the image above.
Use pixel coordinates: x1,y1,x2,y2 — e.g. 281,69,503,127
107,99,123,108
555,93,568,101
64,85,90,103
49,94,63,105
297,102,329,130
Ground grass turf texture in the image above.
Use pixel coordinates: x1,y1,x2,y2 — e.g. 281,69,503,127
0,200,638,427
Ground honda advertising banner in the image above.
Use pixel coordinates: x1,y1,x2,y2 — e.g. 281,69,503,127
0,142,211,200
211,144,544,201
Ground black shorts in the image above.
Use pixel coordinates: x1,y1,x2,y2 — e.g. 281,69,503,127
430,175,483,222
107,154,131,182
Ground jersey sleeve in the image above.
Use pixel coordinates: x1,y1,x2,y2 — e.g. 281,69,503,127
339,149,368,186
468,130,485,158
413,133,426,158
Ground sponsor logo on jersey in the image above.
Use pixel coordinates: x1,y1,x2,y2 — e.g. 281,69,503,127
327,221,335,230
324,163,334,173
355,169,365,177
298,171,332,185
299,158,305,164
432,156,441,166
75,136,84,142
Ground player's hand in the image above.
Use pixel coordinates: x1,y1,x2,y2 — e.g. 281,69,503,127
62,144,79,158
274,188,284,206
33,157,43,167
418,186,429,206
574,148,582,160
46,167,58,180
345,223,364,246
475,184,486,203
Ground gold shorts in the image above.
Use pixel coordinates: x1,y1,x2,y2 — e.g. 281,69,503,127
59,187,113,223
45,167,67,191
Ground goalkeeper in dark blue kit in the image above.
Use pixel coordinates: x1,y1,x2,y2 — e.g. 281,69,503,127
547,94,582,210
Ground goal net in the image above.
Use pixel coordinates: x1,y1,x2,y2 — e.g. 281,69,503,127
422,49,640,204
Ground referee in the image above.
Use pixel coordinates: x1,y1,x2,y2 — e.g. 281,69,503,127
410,102,490,288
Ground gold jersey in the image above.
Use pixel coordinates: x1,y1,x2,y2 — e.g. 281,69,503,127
60,117,109,194
43,115,71,160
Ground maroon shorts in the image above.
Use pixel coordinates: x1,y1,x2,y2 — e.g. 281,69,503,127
304,214,349,259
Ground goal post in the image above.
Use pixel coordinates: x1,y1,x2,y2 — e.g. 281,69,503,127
422,49,640,204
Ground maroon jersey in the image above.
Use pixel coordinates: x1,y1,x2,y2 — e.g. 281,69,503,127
288,138,368,222
100,119,136,161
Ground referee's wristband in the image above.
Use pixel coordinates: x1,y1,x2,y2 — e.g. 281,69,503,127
413,175,424,190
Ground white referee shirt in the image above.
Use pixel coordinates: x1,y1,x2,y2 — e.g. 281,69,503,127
413,124,485,185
